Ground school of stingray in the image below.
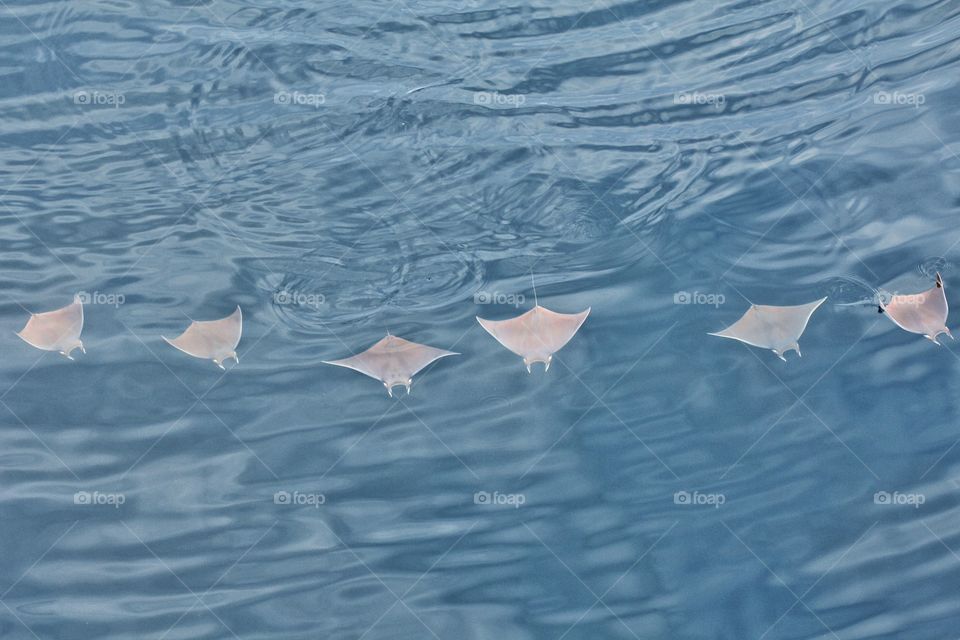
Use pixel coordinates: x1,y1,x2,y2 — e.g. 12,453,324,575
12,272,952,395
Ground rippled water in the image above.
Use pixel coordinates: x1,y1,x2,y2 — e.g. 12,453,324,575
1,0,960,638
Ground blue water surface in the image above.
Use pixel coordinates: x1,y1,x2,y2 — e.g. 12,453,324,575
1,0,960,638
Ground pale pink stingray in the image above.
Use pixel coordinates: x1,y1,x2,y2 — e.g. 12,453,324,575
163,306,242,369
879,272,952,344
323,334,458,396
709,298,826,361
477,305,590,372
16,294,85,359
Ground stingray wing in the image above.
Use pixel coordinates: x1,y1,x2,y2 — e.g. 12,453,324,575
323,335,457,382
477,306,590,356
710,298,825,350
709,305,772,348
757,298,826,346
387,336,459,378
477,312,533,357
164,306,242,358
322,349,384,381
883,274,947,335
529,306,591,353
17,296,84,351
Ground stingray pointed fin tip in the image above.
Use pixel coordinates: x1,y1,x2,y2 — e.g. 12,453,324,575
15,330,43,350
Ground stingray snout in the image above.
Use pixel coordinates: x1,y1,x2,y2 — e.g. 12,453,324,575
384,379,413,397
59,340,85,360
773,342,801,361
523,354,553,373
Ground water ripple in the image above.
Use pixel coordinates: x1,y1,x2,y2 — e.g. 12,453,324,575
1,0,960,638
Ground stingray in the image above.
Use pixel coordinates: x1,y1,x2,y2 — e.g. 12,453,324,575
16,294,85,359
878,272,952,344
477,305,591,372
323,334,459,396
709,297,826,361
163,306,242,369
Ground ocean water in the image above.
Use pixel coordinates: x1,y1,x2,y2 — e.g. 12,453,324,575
1,0,959,638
